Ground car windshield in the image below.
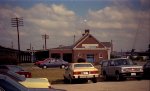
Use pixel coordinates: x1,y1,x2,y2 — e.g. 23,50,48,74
115,59,134,66
74,63,93,68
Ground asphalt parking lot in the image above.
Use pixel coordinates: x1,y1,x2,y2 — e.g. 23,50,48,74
21,62,149,91
52,80,150,91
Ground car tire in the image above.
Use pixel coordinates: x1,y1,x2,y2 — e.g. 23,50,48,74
43,65,47,69
0,87,5,91
115,72,121,81
92,78,97,83
136,77,142,80
64,76,68,84
69,75,73,84
103,72,108,81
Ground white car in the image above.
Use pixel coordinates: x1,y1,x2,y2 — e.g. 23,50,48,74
64,63,99,83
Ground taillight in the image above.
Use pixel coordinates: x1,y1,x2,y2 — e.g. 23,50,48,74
73,71,81,75
90,71,99,74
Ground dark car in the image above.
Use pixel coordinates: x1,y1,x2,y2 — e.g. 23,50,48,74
38,59,69,69
143,61,150,79
101,58,143,81
0,65,31,78
0,74,66,91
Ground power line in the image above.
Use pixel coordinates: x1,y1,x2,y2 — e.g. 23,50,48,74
11,17,23,64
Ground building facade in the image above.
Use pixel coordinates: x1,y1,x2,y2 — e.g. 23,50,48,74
49,30,112,64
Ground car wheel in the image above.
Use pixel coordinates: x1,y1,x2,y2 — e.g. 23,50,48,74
92,78,97,83
115,73,121,81
103,72,108,81
69,75,73,84
43,65,47,69
136,77,142,80
0,87,5,91
64,76,68,84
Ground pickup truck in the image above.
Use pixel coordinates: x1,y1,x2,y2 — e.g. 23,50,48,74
101,58,143,81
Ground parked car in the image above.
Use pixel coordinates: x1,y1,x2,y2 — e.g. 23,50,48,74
143,60,150,78
34,58,53,65
0,70,51,88
101,58,143,81
63,63,99,83
0,74,66,91
0,65,31,78
38,58,69,69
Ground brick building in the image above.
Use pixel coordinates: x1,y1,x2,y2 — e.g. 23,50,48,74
49,30,113,64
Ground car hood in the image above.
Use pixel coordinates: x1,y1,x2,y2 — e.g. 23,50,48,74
20,78,51,88
117,65,143,68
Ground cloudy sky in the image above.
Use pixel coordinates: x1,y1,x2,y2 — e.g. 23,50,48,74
0,0,150,52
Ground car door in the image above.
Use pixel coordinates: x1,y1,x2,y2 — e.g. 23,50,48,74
108,60,115,76
101,61,109,75
46,60,54,67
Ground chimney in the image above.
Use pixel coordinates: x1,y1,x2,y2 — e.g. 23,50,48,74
85,29,89,34
82,29,90,36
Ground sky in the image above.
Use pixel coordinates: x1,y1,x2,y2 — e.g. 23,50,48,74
0,0,150,52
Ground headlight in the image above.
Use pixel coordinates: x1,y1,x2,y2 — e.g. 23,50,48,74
139,68,143,72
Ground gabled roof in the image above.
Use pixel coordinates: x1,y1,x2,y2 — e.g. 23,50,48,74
73,31,106,48
51,30,112,50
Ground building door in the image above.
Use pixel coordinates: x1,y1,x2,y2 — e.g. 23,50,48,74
63,53,72,63
86,54,94,63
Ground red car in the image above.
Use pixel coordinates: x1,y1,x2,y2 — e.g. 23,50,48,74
0,65,32,78
34,58,54,65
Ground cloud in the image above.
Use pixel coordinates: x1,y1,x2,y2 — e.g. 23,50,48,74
0,2,149,52
86,5,150,51
0,4,77,50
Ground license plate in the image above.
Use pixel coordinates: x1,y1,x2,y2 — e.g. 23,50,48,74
83,72,88,75
131,73,136,76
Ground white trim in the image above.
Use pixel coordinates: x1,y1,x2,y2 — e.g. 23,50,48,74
74,34,89,48
73,48,107,50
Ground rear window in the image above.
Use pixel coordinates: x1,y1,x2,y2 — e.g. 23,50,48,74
74,64,93,68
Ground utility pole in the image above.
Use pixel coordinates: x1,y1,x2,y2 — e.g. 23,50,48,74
73,35,76,44
42,34,49,50
11,17,23,64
